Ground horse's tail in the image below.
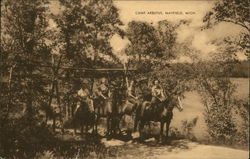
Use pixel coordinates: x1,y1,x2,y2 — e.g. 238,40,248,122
73,101,81,115
86,98,94,113
120,100,134,115
139,101,151,117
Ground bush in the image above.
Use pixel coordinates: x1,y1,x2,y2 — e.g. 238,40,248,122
204,103,237,144
0,115,57,158
181,117,199,141
197,77,248,147
232,99,249,147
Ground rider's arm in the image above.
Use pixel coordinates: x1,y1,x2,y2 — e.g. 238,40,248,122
151,86,157,96
98,85,108,99
126,77,129,90
108,89,111,98
128,89,137,99
128,83,137,99
160,88,166,98
99,91,107,99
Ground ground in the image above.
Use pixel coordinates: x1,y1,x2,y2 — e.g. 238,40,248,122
100,137,248,159
58,130,248,159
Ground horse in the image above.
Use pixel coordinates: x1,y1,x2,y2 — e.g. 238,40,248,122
93,92,116,137
72,98,97,136
136,95,183,143
93,84,131,138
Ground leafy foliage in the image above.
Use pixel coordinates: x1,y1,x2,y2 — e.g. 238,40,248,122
204,0,249,31
1,0,51,121
203,0,250,56
181,117,199,141
193,49,245,144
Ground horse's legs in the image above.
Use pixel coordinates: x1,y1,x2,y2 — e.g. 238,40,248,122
165,119,171,143
106,116,111,136
80,124,84,136
139,120,145,141
94,114,98,134
74,127,77,135
116,115,122,135
110,115,116,136
85,123,89,134
159,121,164,143
134,115,139,132
148,121,151,130
73,119,77,135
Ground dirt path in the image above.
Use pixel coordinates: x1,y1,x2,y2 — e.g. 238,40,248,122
101,138,249,159
59,129,248,159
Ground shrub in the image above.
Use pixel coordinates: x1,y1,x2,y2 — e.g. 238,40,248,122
181,117,199,141
0,115,56,158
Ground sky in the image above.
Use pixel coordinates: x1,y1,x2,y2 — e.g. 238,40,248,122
109,0,247,62
48,0,247,62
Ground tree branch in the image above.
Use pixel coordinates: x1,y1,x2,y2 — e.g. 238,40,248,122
221,19,250,32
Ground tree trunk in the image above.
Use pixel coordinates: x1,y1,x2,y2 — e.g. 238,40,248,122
55,81,64,134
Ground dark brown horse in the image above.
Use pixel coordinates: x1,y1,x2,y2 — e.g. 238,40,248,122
73,98,97,135
136,95,183,143
94,84,131,137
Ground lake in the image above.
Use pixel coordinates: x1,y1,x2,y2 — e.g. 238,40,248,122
171,78,249,140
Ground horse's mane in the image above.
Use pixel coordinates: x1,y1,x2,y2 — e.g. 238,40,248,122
163,95,177,111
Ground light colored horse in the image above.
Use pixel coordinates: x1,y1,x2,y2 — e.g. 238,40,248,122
93,93,116,136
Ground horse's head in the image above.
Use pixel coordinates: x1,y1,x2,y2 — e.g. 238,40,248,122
174,96,183,112
164,95,183,112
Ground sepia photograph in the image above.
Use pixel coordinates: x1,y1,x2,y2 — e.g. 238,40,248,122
0,0,249,158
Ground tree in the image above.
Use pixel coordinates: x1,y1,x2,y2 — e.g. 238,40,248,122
124,20,192,96
157,20,178,59
125,20,180,74
1,0,51,123
203,0,250,56
53,0,123,67
50,0,124,123
202,1,249,143
0,0,56,157
192,40,245,144
126,21,163,60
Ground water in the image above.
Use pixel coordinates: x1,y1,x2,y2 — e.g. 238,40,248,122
171,78,249,140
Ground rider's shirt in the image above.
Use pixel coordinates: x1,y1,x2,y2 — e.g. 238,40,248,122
77,88,94,112
152,85,165,100
77,88,90,99
127,82,136,98
97,83,109,98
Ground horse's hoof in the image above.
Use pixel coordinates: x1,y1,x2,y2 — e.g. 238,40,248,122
137,138,145,143
158,137,164,144
164,139,171,145
106,135,112,140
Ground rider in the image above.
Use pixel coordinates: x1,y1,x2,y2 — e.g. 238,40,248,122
76,80,94,112
127,79,140,111
151,79,165,109
97,78,110,99
94,78,110,114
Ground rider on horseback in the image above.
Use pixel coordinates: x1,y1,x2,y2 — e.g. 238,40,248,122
76,80,94,112
95,78,110,99
151,79,166,110
127,79,140,111
94,78,110,114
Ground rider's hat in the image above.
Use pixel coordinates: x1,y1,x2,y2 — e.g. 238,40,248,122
82,78,89,84
100,77,107,84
